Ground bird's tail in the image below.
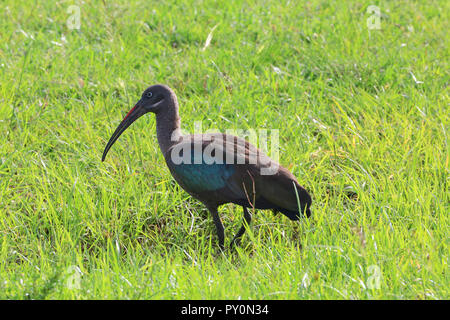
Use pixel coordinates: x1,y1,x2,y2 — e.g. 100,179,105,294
277,206,311,220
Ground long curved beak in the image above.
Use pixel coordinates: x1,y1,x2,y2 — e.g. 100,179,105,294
102,101,145,161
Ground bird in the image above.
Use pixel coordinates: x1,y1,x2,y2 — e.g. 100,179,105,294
102,84,312,250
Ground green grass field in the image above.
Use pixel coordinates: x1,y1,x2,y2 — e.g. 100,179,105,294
0,0,448,299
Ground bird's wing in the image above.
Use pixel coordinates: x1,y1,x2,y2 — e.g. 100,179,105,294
256,167,309,211
198,133,310,213
165,134,311,213
165,135,250,199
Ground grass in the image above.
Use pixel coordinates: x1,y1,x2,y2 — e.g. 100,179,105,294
0,0,448,299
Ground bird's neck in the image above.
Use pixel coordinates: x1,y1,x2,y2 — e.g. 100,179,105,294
155,97,181,156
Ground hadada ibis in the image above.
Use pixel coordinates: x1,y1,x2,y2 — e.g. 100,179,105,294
102,84,312,249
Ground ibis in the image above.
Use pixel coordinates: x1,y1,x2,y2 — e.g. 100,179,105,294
102,84,312,249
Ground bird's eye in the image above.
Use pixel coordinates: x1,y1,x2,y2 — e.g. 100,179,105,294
146,92,153,98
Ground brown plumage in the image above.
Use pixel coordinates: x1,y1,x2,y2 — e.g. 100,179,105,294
102,84,312,249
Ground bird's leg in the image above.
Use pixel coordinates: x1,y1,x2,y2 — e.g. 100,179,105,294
207,206,224,250
230,206,252,248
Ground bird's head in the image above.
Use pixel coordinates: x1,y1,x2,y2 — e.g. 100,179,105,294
138,84,173,114
101,84,174,161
